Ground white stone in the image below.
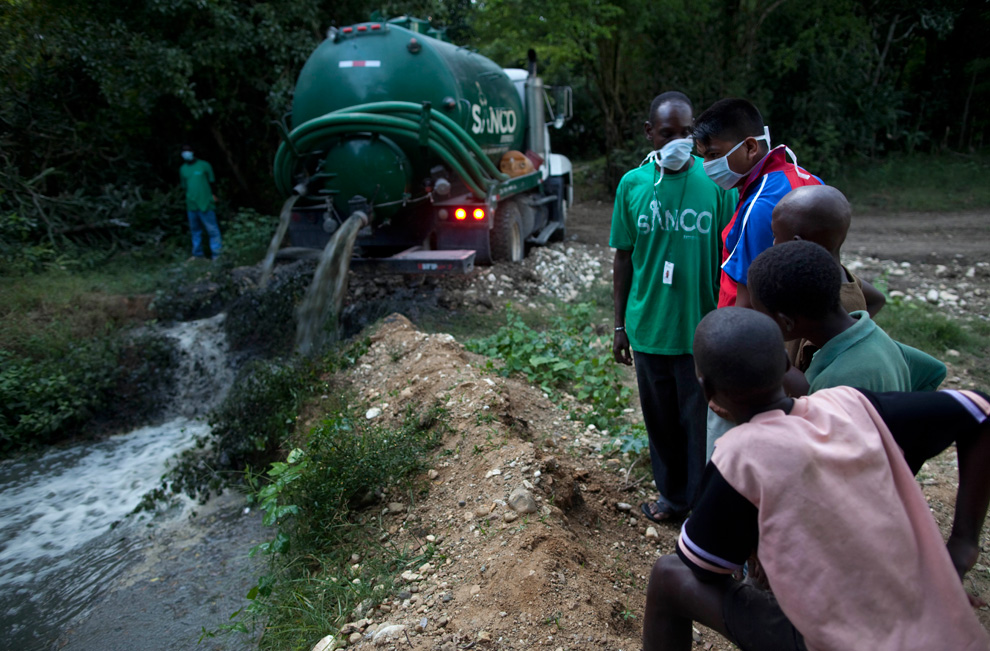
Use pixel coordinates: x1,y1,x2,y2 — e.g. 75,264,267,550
366,407,382,419
926,289,940,303
645,526,659,539
311,634,339,651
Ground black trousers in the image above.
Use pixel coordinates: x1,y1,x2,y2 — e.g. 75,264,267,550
633,351,708,513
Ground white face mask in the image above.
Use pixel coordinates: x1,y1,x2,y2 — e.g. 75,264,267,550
702,126,771,190
642,137,695,186
181,151,194,162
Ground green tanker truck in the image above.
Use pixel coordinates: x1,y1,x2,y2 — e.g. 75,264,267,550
273,16,573,272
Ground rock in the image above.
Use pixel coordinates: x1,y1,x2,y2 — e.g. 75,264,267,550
645,526,659,539
372,624,407,645
478,630,492,644
365,406,382,419
926,289,940,303
428,469,440,480
398,589,412,600
485,468,502,478
463,510,476,522
939,291,959,302
947,349,961,357
312,634,339,651
415,617,428,633
401,571,423,582
399,387,413,399
348,632,362,645
966,267,976,278
508,487,538,514
503,511,519,523
388,502,405,514
441,592,453,603
616,502,632,512
470,584,482,596
418,562,435,573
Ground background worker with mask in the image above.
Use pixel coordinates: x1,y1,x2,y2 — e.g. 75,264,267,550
611,91,737,523
179,144,222,261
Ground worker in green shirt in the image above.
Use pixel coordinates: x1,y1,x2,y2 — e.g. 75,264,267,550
179,145,222,260
611,92,737,522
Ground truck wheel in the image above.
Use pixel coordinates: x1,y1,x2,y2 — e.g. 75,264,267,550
491,200,525,262
546,177,567,243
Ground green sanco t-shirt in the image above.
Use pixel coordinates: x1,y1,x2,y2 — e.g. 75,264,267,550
609,156,737,355
180,159,215,212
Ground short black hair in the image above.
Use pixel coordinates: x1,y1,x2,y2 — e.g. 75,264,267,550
181,144,193,151
648,91,692,122
694,307,786,398
693,98,765,148
748,240,842,320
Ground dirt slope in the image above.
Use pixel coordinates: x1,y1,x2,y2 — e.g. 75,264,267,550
328,314,707,651
312,201,990,650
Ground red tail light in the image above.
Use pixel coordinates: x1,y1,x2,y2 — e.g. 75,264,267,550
454,208,467,220
473,208,485,220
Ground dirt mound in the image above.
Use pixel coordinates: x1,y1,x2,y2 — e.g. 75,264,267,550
329,314,708,650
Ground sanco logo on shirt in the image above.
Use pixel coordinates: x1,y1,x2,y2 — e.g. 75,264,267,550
637,200,713,235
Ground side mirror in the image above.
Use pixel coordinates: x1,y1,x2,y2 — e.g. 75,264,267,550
544,85,573,129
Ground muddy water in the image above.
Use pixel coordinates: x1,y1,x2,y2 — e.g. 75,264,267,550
0,314,261,650
259,194,298,288
295,211,368,356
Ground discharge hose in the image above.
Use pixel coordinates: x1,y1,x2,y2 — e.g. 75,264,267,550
273,101,509,200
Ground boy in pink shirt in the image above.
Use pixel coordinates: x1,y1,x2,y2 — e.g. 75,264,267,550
642,307,990,651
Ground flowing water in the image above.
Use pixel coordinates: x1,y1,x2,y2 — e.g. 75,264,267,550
258,194,298,288
0,314,234,650
294,211,368,356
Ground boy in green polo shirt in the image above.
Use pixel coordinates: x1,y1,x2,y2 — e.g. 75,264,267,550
747,240,945,394
179,144,222,260
611,91,737,521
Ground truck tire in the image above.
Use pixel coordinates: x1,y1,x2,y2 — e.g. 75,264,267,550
491,200,525,262
545,177,567,243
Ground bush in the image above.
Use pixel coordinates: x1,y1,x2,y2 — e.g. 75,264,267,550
235,401,449,650
467,302,632,429
0,331,177,454
223,208,279,268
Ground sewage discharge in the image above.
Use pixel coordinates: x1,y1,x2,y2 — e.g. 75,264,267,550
294,211,369,356
0,314,234,650
259,194,299,289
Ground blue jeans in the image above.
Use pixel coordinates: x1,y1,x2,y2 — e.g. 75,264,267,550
187,210,222,258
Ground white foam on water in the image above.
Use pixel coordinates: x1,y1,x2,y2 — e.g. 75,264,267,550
0,313,236,648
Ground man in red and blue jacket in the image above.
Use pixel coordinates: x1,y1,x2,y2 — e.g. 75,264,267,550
693,99,823,309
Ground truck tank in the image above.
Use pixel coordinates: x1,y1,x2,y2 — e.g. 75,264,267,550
276,18,525,230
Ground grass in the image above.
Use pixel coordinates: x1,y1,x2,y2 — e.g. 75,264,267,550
832,150,990,213
874,299,990,386
224,399,450,650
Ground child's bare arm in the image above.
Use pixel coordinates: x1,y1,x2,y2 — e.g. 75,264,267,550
860,278,886,317
948,418,990,581
782,365,809,398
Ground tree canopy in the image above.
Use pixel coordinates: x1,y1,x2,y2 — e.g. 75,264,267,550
2,0,987,255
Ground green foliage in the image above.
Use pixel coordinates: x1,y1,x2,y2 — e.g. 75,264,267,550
159,358,312,504
874,299,983,357
0,332,177,454
152,338,370,505
222,208,279,268
466,303,632,429
833,151,990,213
232,401,449,649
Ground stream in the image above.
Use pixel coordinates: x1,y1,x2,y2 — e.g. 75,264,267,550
0,314,263,650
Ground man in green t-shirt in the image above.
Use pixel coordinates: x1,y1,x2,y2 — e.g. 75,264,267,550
179,145,222,260
611,92,737,521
